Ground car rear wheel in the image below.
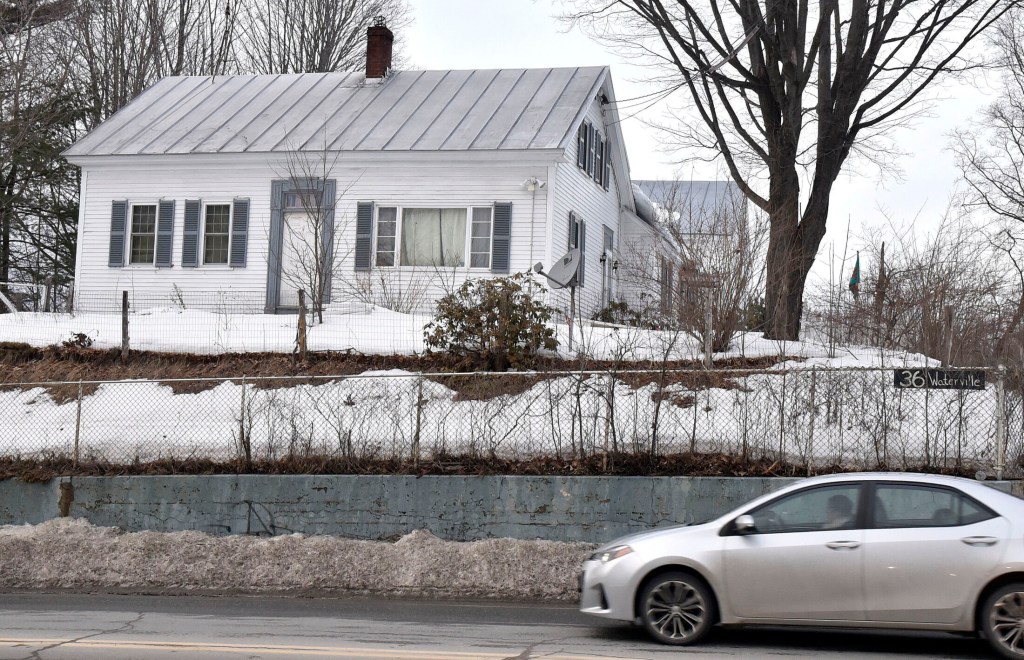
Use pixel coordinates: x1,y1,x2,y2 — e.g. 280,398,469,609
983,583,1024,658
638,571,714,646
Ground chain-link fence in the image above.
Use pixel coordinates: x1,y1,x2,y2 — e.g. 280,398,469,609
2,367,1020,477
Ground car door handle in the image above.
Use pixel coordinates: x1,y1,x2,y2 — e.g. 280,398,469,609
825,541,861,550
961,536,998,547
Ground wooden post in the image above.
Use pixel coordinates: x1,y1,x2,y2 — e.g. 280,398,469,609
996,366,1007,480
412,374,423,469
704,292,713,369
120,291,129,361
943,305,954,367
73,380,83,469
43,276,53,312
297,289,307,362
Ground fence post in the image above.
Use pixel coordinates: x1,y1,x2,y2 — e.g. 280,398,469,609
704,294,713,369
412,373,424,468
296,290,308,362
807,366,816,475
73,380,83,469
602,372,613,472
239,375,251,471
996,366,1008,481
43,276,52,312
120,291,129,361
924,384,931,467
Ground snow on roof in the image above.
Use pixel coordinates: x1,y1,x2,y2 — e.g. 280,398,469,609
65,67,609,158
633,180,745,233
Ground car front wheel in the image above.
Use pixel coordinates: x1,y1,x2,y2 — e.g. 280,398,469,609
638,571,714,646
983,583,1024,658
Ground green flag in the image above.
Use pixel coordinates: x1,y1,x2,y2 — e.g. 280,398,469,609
849,252,861,297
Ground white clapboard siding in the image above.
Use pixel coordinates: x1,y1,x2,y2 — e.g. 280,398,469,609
75,155,553,312
547,98,621,318
617,210,664,314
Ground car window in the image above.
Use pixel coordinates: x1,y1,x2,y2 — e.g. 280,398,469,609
874,484,995,528
747,485,861,534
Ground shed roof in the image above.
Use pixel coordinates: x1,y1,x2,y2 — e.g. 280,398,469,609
65,67,609,157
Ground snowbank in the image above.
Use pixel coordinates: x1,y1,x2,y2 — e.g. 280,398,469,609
0,519,592,602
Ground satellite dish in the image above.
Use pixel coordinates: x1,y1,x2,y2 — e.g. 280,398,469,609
541,249,581,289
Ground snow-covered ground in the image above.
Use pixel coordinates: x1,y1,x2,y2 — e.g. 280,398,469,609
0,303,935,364
0,519,590,601
0,307,1018,473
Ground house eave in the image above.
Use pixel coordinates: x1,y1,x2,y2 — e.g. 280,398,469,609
65,148,565,170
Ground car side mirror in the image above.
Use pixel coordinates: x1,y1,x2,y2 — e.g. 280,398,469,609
734,514,756,535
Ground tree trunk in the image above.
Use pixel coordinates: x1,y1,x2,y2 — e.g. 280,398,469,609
762,166,808,340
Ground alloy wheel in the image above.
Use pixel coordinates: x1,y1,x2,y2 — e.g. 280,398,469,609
641,576,709,644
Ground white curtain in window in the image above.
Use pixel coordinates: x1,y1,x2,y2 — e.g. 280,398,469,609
401,208,466,267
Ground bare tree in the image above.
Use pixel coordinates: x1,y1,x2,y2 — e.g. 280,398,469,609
237,0,409,74
1,0,73,34
568,0,1017,340
276,146,354,324
813,205,1017,366
618,180,767,352
0,0,79,295
659,182,767,352
954,11,1024,360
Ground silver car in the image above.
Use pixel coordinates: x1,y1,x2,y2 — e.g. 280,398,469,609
579,473,1024,658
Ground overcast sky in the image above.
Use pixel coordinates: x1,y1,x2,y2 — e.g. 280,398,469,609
404,0,995,290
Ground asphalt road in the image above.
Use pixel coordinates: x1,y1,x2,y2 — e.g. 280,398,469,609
0,594,996,659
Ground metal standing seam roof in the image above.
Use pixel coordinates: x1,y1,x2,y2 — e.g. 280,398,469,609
64,67,610,157
633,180,746,232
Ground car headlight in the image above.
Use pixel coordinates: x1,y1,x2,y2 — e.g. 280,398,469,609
589,545,634,563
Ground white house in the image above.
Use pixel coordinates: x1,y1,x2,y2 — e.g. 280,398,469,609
63,24,670,319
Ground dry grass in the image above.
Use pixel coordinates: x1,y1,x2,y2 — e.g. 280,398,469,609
1,452,970,483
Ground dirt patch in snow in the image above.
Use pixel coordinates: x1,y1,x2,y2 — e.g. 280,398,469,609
0,519,593,601
0,344,793,396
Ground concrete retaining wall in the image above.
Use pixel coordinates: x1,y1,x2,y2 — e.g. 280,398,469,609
0,475,1017,543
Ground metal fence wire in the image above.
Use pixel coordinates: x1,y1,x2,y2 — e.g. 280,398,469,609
2,367,1020,477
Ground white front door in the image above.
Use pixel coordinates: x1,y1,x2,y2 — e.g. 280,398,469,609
279,210,317,308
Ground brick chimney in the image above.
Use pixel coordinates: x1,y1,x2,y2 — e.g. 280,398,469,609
366,17,393,80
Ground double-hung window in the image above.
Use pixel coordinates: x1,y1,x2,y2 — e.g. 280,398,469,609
129,204,158,264
470,208,492,268
203,204,231,265
374,206,493,269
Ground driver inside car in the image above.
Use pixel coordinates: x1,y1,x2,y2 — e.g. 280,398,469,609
822,494,854,530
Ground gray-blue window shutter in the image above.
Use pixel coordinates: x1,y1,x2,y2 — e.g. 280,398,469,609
230,198,249,267
567,211,577,250
155,199,175,268
355,201,374,271
182,199,200,267
491,202,511,274
108,200,127,267
598,139,606,189
579,219,586,287
577,123,586,169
